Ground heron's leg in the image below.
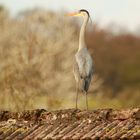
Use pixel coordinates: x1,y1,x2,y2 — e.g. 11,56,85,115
76,82,79,109
85,92,88,110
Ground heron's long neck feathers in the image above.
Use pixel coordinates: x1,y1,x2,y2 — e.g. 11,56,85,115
78,15,89,51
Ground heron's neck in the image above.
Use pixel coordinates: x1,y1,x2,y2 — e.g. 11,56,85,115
78,15,89,51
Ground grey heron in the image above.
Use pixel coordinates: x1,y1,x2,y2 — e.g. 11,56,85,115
67,9,93,110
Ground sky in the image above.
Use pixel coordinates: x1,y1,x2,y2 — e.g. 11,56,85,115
0,0,140,32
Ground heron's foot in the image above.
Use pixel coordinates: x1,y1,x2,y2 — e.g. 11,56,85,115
76,104,79,110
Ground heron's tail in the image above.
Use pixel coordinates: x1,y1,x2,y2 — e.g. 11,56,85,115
81,78,90,93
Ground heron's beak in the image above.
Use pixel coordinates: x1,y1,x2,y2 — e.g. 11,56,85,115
66,12,82,17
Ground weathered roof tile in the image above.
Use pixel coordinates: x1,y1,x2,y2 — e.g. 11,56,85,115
0,108,140,139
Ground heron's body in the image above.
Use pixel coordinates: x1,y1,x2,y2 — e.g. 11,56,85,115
74,47,93,92
68,9,93,110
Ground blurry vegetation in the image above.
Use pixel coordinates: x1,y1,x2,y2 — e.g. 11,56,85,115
0,6,140,111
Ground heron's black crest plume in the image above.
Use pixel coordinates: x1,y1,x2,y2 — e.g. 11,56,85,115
79,9,92,25
79,9,90,17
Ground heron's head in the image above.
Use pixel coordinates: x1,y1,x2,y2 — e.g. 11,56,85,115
67,9,90,18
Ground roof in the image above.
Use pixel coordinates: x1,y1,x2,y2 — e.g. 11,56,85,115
0,108,140,139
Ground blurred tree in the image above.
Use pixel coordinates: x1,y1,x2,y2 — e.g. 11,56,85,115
87,26,140,95
0,5,9,26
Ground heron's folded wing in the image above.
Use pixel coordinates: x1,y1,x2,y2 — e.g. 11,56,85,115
73,60,81,81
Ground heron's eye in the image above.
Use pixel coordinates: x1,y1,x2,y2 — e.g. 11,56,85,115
83,12,86,16
80,12,84,16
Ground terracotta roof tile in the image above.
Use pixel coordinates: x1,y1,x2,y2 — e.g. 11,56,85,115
0,108,140,139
